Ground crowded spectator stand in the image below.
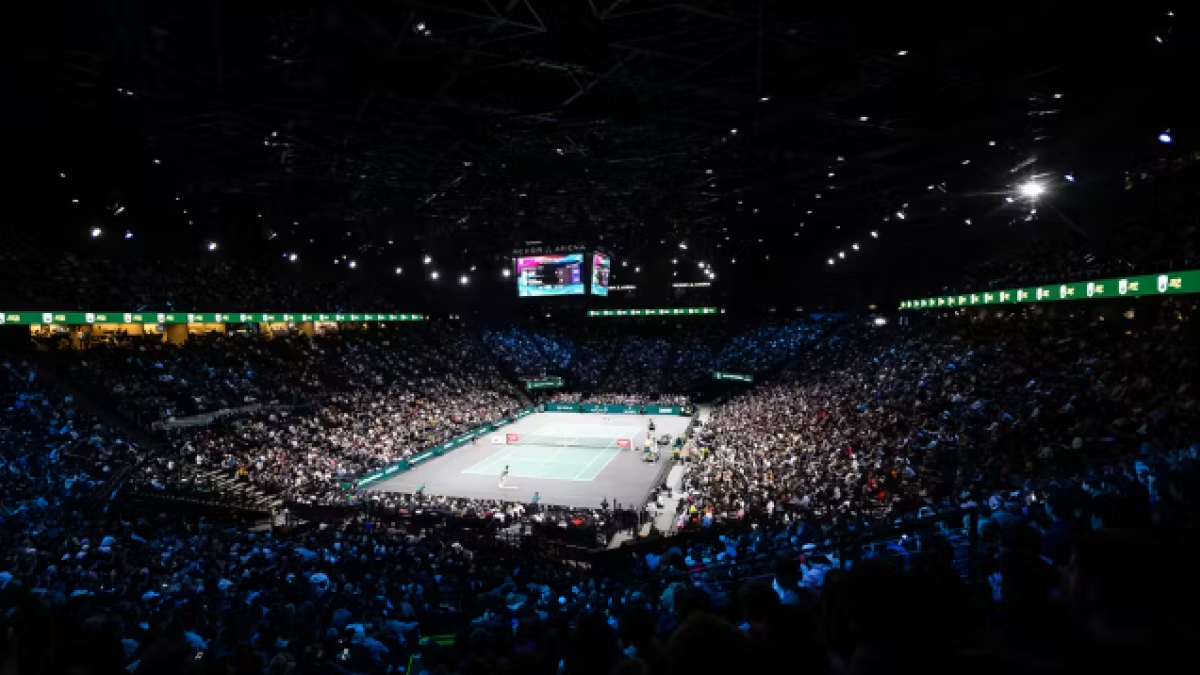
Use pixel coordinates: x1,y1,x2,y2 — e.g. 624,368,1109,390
3,300,1200,673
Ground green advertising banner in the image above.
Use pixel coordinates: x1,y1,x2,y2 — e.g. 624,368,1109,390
0,310,426,326
712,371,754,383
900,269,1200,311
545,403,687,416
545,403,581,412
587,307,719,317
525,377,565,390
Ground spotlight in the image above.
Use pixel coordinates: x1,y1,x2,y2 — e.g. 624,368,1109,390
1019,181,1044,198
90,227,102,238
459,275,469,285
206,241,218,251
424,255,432,264
852,243,860,250
827,258,835,265
859,116,869,122
760,96,770,102
730,128,738,134
897,50,908,56
431,271,439,280
395,267,402,274
1158,131,1173,144
679,242,688,249
870,231,879,238
290,253,299,262
348,261,356,269
634,267,641,273
1064,173,1075,182
502,268,511,278
124,230,133,239
838,251,845,259
698,261,705,268
895,211,906,220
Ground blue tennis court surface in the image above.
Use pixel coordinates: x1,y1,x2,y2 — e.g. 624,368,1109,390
461,423,641,481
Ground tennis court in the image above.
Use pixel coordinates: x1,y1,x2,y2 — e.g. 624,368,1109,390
461,422,642,481
372,411,689,508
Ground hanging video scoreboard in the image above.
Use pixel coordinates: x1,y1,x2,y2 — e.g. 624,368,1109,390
516,253,585,297
591,253,611,296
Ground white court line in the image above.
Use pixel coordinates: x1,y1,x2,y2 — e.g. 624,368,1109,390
462,446,519,475
572,447,620,481
541,441,569,469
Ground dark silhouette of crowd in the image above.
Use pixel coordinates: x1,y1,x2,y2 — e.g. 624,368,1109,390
4,296,1200,674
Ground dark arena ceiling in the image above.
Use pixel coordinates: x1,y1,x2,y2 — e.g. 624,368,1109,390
1,1,1194,310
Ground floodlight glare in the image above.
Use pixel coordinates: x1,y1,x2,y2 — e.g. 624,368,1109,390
1019,182,1044,198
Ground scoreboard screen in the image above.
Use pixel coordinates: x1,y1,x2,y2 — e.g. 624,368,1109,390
516,253,585,297
590,253,611,296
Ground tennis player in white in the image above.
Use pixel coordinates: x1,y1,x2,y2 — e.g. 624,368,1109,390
499,465,510,488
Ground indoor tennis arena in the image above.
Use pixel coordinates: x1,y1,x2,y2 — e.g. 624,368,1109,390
372,411,690,508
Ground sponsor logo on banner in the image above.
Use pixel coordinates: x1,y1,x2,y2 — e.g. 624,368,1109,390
507,433,519,444
0,314,5,325
44,313,54,324
410,452,433,464
85,313,95,323
1158,275,1169,293
384,464,400,475
1119,279,1128,295
616,439,631,448
492,435,505,444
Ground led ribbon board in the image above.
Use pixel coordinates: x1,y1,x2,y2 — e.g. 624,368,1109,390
899,270,1200,310
587,307,719,317
712,371,754,382
0,311,426,325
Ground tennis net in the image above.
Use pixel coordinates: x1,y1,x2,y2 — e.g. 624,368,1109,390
507,433,630,448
